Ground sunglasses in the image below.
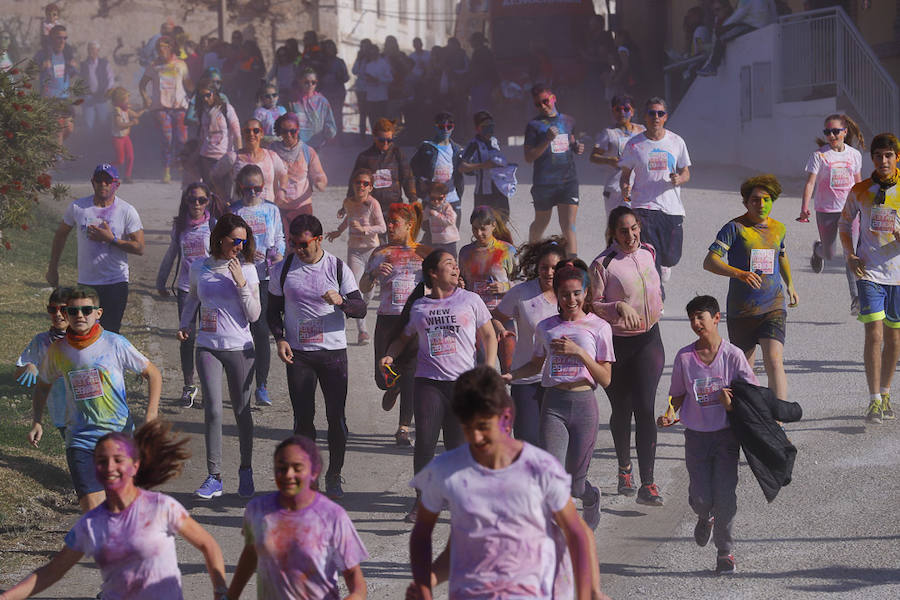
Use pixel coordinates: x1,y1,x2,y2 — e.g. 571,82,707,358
302,80,317,85
200,92,213,99
292,236,321,249
243,127,262,135
66,306,100,317
647,110,667,118
47,305,67,315
241,185,264,194
382,364,400,388
227,236,247,247
262,93,278,99
436,123,454,130
354,180,372,187
188,195,209,204
613,105,632,113
93,176,116,185
823,128,846,136
281,128,299,136
376,136,394,143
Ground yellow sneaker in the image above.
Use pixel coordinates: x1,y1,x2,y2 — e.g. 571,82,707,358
881,393,895,420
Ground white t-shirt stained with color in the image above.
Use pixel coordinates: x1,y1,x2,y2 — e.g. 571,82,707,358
496,279,558,385
534,313,615,388
63,195,143,285
403,288,492,381
410,442,573,600
619,130,691,215
268,252,359,351
184,258,260,351
805,144,862,213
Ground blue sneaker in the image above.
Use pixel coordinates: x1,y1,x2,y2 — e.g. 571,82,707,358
255,386,271,407
195,474,223,499
238,467,255,498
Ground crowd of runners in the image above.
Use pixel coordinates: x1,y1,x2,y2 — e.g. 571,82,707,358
6,10,900,598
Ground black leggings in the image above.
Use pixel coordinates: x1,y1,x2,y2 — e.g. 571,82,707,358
413,378,464,474
285,348,349,476
373,314,415,427
90,281,128,333
606,324,665,485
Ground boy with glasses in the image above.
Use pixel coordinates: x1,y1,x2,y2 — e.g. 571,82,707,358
47,164,145,333
524,84,585,257
28,285,161,513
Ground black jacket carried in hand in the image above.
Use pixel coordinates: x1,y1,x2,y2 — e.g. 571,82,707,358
727,381,803,503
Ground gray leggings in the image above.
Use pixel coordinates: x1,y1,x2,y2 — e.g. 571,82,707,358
196,346,255,475
814,211,858,299
540,387,599,500
511,382,543,446
176,289,198,386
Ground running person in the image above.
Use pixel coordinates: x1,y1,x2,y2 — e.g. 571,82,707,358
359,202,429,446
589,94,646,218
1,421,228,600
411,112,465,234
211,118,288,204
194,76,242,185
230,164,286,407
15,288,72,439
460,111,514,221
840,133,900,424
704,175,798,402
271,112,328,232
524,84,585,257
493,238,566,445
267,214,368,499
799,113,864,314
28,285,162,513
380,249,498,522
326,168,387,345
619,96,691,288
590,206,666,505
179,213,261,500
409,366,606,600
227,435,368,599
504,261,615,529
457,206,517,313
46,164,145,334
156,182,225,408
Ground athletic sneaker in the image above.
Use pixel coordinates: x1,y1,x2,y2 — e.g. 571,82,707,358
810,241,824,273
866,398,883,424
694,515,714,547
382,387,400,411
255,385,271,407
238,467,255,498
850,297,860,317
716,553,736,575
582,483,602,530
395,427,412,446
881,393,895,420
617,467,636,496
404,498,419,523
636,483,664,507
358,331,370,345
181,385,198,408
195,474,223,499
325,473,345,499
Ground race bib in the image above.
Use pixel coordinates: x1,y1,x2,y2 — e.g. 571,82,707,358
750,248,776,275
182,236,206,259
693,376,725,408
69,368,103,402
200,307,218,332
870,206,897,233
472,279,498,308
549,353,580,378
427,328,457,357
391,279,416,305
244,213,267,235
828,163,852,190
298,318,324,344
648,152,669,171
374,168,392,189
550,135,569,154
53,62,65,79
433,164,452,183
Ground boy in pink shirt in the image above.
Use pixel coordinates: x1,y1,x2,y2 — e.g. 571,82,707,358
422,182,459,256
660,295,757,575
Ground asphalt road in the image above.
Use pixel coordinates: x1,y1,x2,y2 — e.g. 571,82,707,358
20,143,900,599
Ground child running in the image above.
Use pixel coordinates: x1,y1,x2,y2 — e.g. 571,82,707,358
504,260,615,529
227,435,369,599
458,206,517,312
108,87,144,184
252,82,287,145
326,167,387,345
15,287,71,439
422,182,459,256
1,421,228,600
409,366,606,600
659,295,758,575
28,285,162,513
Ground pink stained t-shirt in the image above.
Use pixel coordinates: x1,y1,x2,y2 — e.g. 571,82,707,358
534,313,616,389
336,198,386,250
805,145,862,213
181,258,261,351
410,442,572,600
64,490,188,600
365,244,425,316
668,339,758,432
224,149,287,202
242,492,369,600
403,288,492,381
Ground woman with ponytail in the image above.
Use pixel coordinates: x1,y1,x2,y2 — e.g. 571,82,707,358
0,421,228,600
359,202,429,446
799,113,864,314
